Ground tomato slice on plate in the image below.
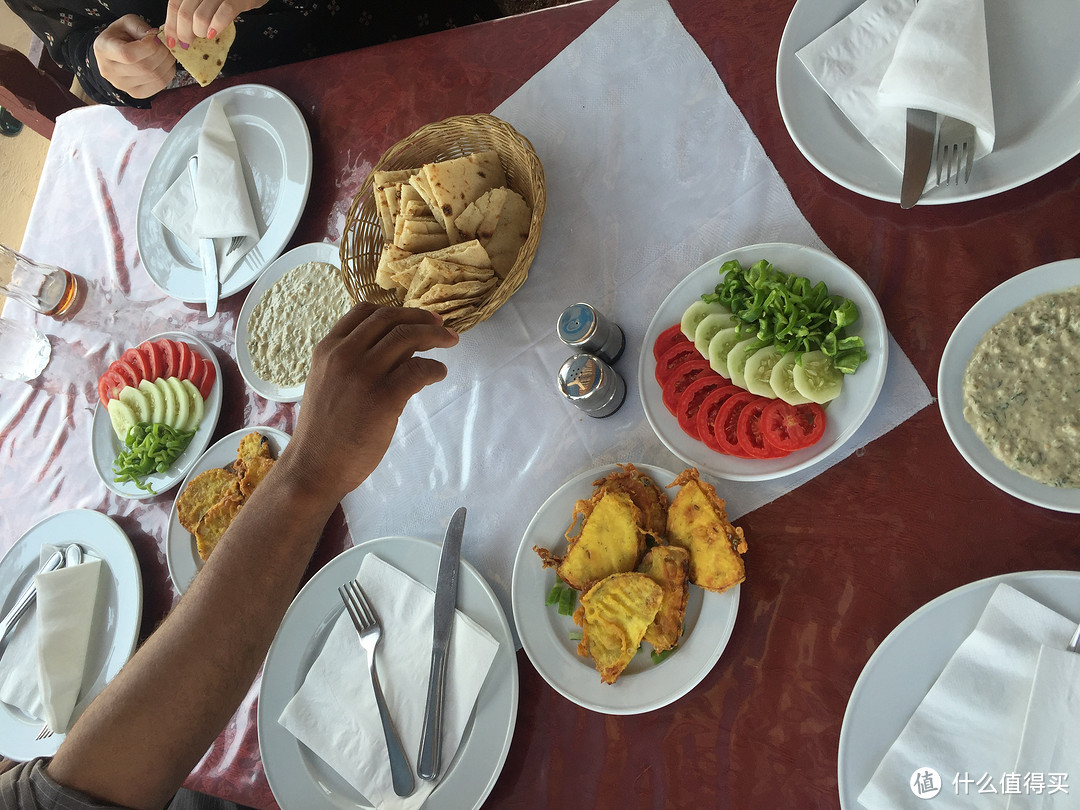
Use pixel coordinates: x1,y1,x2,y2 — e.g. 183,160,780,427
675,377,725,440
653,323,689,361
156,338,179,379
714,391,757,457
109,359,139,390
662,359,715,415
761,399,827,452
138,341,163,381
187,349,206,388
737,398,790,459
694,385,742,453
194,358,216,400
656,343,702,387
121,348,148,383
175,342,193,381
97,370,127,406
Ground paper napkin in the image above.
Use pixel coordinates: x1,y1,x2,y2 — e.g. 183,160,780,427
859,584,1077,810
1006,646,1080,809
278,554,500,810
0,546,102,733
151,97,260,283
797,0,994,177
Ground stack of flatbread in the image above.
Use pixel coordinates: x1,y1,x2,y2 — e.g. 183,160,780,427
371,150,532,323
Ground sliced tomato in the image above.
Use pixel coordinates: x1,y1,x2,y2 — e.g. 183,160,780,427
675,377,724,440
187,349,206,387
662,359,715,415
121,347,148,384
737,398,789,459
714,391,757,457
97,370,127,406
656,342,702,386
138,340,163,381
695,385,742,454
156,338,179,378
109,358,139,390
653,323,689,361
175,342,194,381
194,357,216,400
761,399,827,452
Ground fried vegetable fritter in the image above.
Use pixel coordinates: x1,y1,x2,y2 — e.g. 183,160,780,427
573,572,663,684
177,468,241,534
195,496,243,560
237,432,272,462
590,462,669,539
666,468,747,593
637,544,690,652
239,455,275,498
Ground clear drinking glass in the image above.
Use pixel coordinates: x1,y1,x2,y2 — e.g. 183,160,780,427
0,318,51,382
0,243,80,317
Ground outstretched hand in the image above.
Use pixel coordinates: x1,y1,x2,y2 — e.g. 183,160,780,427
93,15,175,99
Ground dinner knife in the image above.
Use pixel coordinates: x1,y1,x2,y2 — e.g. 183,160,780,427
900,108,937,209
187,155,219,316
0,549,65,645
417,506,466,782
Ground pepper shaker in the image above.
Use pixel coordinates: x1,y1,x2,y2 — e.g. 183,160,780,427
557,303,625,364
557,353,626,418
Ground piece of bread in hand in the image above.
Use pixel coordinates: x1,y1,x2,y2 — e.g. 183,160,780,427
157,22,237,87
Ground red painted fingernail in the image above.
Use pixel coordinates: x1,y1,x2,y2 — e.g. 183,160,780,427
166,36,176,48
207,28,216,39
180,41,189,49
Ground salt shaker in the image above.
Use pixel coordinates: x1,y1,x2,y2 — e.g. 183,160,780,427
557,353,626,418
557,303,625,364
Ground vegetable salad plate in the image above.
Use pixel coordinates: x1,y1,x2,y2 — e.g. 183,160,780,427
136,84,313,302
938,258,1080,513
165,426,290,593
91,331,223,500
259,536,518,809
511,463,740,715
777,0,1080,204
0,509,141,760
639,243,887,482
838,570,1080,809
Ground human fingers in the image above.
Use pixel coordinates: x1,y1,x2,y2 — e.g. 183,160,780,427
95,21,175,97
166,0,203,49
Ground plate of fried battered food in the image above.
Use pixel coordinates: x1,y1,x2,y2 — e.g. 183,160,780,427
166,427,289,592
511,462,745,714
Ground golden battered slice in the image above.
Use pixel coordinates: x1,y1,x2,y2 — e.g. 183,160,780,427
591,463,670,539
534,491,645,591
176,468,241,534
637,545,690,652
195,496,243,560
236,432,272,463
239,455,275,498
573,572,663,684
666,468,748,593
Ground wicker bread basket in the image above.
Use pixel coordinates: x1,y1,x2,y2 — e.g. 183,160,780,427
339,114,546,332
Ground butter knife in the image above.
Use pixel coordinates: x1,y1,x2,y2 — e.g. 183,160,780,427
900,108,937,209
417,506,466,782
187,155,218,316
0,549,65,645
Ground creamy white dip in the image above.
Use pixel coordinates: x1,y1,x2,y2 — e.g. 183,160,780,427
247,261,351,386
962,287,1080,488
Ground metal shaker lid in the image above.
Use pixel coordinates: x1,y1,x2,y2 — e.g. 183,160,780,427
557,303,600,347
557,353,625,417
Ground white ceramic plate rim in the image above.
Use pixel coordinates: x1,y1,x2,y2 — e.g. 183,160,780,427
0,509,142,759
136,84,313,302
638,242,888,482
234,242,341,403
90,331,224,500
258,536,518,810
511,463,740,715
937,258,1080,513
837,570,1080,809
776,0,1080,204
165,426,291,593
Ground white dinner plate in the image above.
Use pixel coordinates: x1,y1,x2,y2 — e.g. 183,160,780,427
838,570,1080,809
91,331,223,500
165,426,290,593
511,463,740,715
776,0,1080,204
0,509,142,759
259,536,518,809
938,258,1080,513
638,243,888,482
136,84,313,302
235,242,341,403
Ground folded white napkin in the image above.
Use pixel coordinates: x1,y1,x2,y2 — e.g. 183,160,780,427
0,546,102,733
1006,646,1080,809
797,0,994,177
151,97,260,283
278,554,500,810
859,584,1077,810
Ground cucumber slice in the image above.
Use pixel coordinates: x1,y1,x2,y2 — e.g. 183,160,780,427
118,386,149,423
726,338,759,390
166,377,189,430
792,350,844,404
138,378,165,424
693,312,738,358
707,327,742,377
680,300,732,340
769,352,812,405
107,399,138,442
180,379,205,432
156,377,178,429
743,345,783,398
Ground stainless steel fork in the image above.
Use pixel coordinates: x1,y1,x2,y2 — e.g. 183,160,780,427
936,116,976,186
338,580,414,797
35,723,52,740
225,235,246,256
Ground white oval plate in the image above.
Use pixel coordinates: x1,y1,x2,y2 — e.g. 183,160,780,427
259,536,518,810
511,463,740,715
838,570,1080,809
938,258,1080,512
0,509,141,759
136,84,313,302
777,0,1080,204
638,243,888,482
91,331,223,500
235,242,341,403
165,426,290,593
